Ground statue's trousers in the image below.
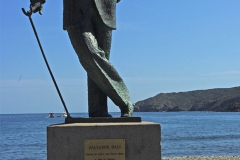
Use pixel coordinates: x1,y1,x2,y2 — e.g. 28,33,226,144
67,6,131,112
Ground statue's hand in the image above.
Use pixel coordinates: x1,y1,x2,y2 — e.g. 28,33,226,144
28,0,46,16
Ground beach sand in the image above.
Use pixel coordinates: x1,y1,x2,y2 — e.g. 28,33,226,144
162,155,240,160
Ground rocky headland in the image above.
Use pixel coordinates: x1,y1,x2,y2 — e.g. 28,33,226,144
134,86,240,112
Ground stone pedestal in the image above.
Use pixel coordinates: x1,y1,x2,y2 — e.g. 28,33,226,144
47,122,161,160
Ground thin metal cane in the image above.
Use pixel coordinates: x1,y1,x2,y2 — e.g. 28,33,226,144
21,8,71,118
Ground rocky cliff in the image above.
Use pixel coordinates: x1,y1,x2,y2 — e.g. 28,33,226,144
134,86,240,112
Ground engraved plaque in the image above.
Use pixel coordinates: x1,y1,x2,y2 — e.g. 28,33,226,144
84,139,125,160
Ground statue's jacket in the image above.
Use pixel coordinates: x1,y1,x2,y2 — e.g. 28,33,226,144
63,0,117,30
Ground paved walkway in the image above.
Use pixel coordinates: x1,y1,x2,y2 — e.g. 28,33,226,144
162,156,240,160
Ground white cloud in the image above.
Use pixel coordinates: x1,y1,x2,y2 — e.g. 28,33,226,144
0,78,86,88
204,71,240,76
124,76,195,83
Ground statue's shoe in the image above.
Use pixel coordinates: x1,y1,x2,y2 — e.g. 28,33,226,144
121,103,134,117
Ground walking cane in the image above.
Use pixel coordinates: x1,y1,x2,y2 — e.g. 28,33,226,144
21,8,71,118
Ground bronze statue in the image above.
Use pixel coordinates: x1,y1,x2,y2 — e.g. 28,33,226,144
25,0,133,117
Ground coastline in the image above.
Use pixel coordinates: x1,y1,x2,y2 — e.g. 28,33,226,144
162,155,240,160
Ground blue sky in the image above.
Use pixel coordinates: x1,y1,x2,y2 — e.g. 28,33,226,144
1,0,240,114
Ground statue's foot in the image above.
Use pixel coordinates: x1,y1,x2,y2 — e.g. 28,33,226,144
121,103,134,117
89,111,112,118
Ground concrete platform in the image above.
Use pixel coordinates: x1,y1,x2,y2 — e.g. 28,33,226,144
47,122,161,160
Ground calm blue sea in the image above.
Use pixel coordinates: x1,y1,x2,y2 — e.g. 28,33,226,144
0,112,240,159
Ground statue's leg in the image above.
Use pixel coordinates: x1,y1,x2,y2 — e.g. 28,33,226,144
67,8,133,117
87,23,112,117
67,28,133,117
88,76,111,117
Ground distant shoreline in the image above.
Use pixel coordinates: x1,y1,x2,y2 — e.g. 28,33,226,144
134,86,240,112
162,155,240,160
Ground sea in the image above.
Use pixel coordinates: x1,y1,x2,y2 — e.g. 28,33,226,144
0,112,240,160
